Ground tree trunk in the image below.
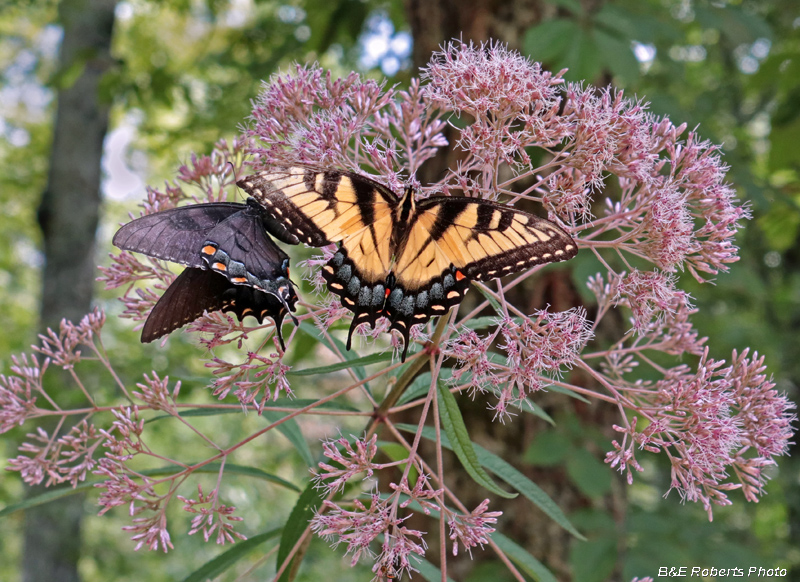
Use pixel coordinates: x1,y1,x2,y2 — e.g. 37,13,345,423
402,1,626,579
25,1,116,581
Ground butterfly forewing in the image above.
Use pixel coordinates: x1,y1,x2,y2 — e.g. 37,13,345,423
200,201,293,292
237,167,398,248
113,203,246,268
415,197,578,281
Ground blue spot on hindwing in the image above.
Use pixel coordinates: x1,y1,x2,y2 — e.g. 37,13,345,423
400,296,414,316
389,288,403,309
372,284,385,306
347,276,361,297
338,263,352,281
430,282,444,300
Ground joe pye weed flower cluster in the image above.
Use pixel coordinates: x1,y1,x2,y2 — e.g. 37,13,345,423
2,41,794,580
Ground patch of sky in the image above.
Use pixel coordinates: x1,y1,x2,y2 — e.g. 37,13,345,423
359,12,412,76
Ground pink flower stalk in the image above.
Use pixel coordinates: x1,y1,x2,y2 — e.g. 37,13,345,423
133,372,181,413
179,485,246,545
313,433,380,493
311,495,428,578
605,347,794,518
448,499,502,557
206,350,292,411
0,353,43,432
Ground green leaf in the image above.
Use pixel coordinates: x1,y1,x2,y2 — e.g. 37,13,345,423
546,384,591,404
380,442,418,484
549,0,582,15
293,320,389,395
400,424,582,539
0,462,300,520
415,557,457,582
286,350,395,376
594,28,640,83
161,408,240,421
262,411,315,468
396,367,452,406
524,19,580,63
149,398,361,424
397,371,433,405
569,535,617,582
472,283,504,316
198,463,300,491
462,315,500,331
181,528,282,582
758,199,800,251
435,384,516,499
277,481,326,582
0,466,184,519
522,400,556,425
566,448,612,499
524,431,572,466
297,320,334,351
492,531,559,582
563,29,602,83
269,398,361,413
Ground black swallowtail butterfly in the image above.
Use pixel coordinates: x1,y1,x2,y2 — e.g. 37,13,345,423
113,198,297,349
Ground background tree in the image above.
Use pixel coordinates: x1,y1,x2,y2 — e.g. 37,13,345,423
26,1,115,581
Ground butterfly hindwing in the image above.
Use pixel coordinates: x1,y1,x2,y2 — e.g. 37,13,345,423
141,267,292,350
113,203,247,268
322,247,392,351
142,267,236,343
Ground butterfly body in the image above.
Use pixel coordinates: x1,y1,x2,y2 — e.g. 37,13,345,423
238,167,577,360
113,199,298,348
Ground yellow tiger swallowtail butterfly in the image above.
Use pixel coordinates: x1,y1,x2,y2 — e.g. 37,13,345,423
238,167,577,360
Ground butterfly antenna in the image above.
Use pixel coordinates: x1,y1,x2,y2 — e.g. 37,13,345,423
225,161,241,202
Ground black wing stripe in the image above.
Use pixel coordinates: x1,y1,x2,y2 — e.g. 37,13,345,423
321,170,342,200
428,199,469,242
353,175,377,228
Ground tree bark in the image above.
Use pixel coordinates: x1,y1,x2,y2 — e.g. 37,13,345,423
25,1,116,581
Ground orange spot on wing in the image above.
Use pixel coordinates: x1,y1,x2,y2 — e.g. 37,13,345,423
213,262,227,271
231,277,247,283
455,270,466,281
202,245,216,255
